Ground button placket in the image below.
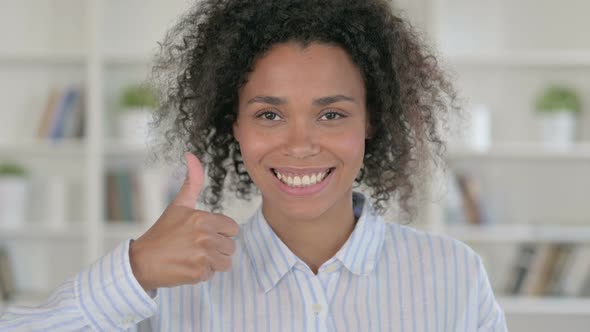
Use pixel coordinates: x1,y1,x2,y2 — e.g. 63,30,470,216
293,264,332,332
309,271,332,332
319,265,342,332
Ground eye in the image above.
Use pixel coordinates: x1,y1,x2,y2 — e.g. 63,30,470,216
319,111,345,121
256,111,282,121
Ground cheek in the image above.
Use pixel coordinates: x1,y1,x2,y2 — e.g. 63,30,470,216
236,130,275,167
330,129,366,166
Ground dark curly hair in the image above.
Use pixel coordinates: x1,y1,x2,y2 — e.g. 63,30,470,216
150,0,458,218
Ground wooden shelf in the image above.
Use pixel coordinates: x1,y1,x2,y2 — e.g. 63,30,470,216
0,52,86,65
0,140,154,160
104,140,150,158
0,224,85,241
104,222,149,241
104,53,153,66
443,224,590,244
498,296,590,315
0,140,86,158
444,50,590,67
446,143,590,161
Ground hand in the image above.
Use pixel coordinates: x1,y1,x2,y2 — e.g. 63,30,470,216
129,152,240,292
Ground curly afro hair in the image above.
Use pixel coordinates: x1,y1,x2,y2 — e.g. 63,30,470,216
150,0,458,218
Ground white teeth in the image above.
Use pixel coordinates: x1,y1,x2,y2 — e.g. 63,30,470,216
274,169,331,187
302,175,310,185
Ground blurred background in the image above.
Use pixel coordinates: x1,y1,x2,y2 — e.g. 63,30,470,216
0,1,589,331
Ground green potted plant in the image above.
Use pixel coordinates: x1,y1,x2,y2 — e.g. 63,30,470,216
0,162,29,229
535,85,581,148
117,83,159,146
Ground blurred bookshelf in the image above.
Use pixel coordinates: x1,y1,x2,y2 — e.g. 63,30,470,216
419,0,590,329
0,140,86,158
0,224,85,241
497,296,590,316
447,142,590,160
0,0,188,307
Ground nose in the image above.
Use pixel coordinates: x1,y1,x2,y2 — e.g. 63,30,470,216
283,120,320,159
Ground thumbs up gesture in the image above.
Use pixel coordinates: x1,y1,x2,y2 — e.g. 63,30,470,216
129,152,240,292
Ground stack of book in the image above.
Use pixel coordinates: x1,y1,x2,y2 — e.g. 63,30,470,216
505,243,590,297
36,86,85,141
104,169,171,224
0,247,16,301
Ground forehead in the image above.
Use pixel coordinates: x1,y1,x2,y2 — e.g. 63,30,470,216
239,42,366,101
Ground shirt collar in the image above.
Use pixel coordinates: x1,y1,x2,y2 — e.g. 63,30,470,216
333,192,386,276
242,191,386,293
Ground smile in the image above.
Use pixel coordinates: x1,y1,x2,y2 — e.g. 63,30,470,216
271,168,334,188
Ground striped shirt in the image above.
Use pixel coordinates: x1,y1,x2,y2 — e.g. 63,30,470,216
0,193,507,331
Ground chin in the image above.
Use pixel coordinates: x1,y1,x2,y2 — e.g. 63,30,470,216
260,192,331,222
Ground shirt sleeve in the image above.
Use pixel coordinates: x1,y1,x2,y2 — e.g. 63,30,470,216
0,239,158,332
476,256,509,332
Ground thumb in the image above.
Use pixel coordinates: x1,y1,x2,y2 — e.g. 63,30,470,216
172,152,205,208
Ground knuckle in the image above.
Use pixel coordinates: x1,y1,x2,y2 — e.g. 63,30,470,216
188,210,208,226
185,253,205,268
195,234,214,249
189,265,208,282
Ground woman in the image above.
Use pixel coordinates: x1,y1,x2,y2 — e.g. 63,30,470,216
0,0,507,331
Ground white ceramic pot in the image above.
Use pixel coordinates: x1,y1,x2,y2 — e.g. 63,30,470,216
538,111,577,148
0,177,29,229
117,107,152,146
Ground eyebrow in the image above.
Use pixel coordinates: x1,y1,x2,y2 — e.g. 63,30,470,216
246,94,356,107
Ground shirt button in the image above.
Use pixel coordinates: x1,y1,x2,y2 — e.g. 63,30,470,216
312,303,323,314
324,264,337,273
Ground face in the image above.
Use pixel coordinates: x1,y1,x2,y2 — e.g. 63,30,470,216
233,42,368,222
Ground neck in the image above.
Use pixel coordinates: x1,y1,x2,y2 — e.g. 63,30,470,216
261,191,357,274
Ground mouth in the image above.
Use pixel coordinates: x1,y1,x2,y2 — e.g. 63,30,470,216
270,167,335,188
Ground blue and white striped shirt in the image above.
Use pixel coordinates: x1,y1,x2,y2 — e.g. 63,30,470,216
0,193,507,331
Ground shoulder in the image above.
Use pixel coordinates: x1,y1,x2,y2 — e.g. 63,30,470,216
382,220,484,270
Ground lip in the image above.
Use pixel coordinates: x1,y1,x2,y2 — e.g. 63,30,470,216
270,167,335,196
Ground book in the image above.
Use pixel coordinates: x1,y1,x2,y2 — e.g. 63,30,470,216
36,86,85,141
505,243,537,295
105,169,169,225
456,172,490,225
60,88,85,138
522,244,567,296
0,247,16,301
36,88,60,138
50,87,79,139
580,272,590,297
116,171,134,222
545,244,574,296
559,244,590,297
443,171,468,225
105,173,122,221
445,171,491,226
